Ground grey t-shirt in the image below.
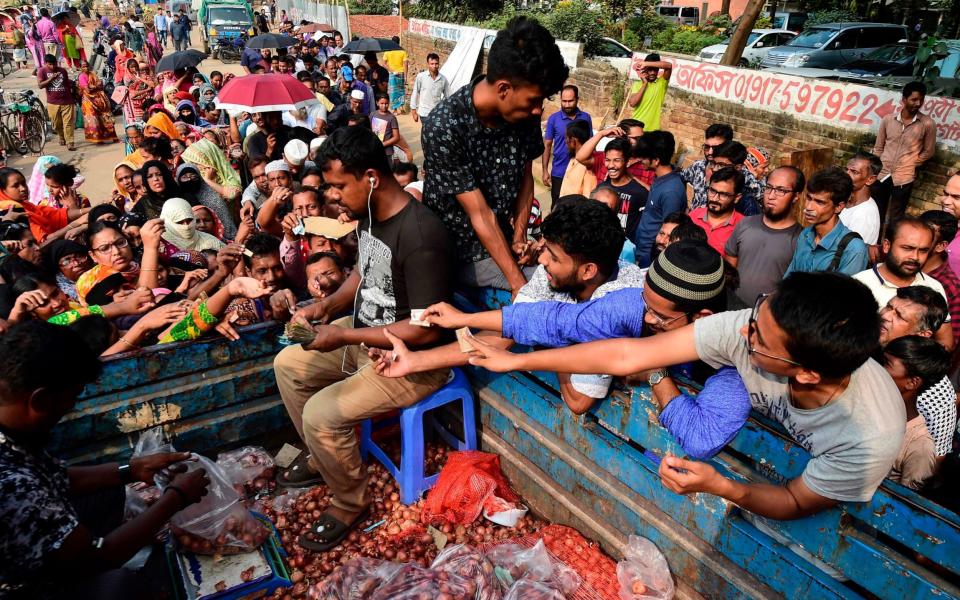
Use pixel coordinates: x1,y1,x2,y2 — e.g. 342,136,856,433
694,309,905,502
725,216,802,307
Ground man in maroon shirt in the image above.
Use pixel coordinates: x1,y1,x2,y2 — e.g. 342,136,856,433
920,210,960,343
37,54,76,150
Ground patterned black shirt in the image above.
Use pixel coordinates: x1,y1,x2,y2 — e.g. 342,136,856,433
0,431,78,597
422,76,544,265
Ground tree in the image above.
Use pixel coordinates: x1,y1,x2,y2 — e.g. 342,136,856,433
720,0,764,66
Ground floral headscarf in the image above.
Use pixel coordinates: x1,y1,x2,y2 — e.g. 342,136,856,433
113,161,139,211
180,138,241,191
28,156,61,207
76,264,125,306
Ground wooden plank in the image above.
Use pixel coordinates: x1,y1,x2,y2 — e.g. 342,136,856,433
473,368,960,599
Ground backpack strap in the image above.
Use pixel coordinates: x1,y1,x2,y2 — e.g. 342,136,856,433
829,232,862,272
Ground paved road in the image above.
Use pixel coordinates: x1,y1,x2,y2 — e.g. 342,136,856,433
3,26,548,211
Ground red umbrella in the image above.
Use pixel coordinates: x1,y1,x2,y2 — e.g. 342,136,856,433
215,73,318,113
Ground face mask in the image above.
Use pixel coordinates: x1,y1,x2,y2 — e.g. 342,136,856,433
179,178,201,193
170,218,196,240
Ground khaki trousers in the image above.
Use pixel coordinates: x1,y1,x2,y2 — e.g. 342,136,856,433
273,316,449,513
47,103,75,146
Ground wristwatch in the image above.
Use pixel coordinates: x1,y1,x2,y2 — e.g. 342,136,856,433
118,463,133,485
648,369,670,386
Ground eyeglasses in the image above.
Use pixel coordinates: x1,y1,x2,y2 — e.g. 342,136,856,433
93,237,130,255
646,306,690,328
706,160,734,170
764,185,794,197
707,186,735,201
702,143,723,154
59,254,87,267
747,294,802,366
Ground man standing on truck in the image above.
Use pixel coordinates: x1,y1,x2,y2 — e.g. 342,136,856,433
626,53,672,132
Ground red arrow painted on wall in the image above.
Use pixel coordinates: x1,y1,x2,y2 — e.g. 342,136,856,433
874,98,897,119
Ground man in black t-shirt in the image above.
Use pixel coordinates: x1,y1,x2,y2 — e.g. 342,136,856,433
246,111,314,161
598,137,647,240
273,127,453,553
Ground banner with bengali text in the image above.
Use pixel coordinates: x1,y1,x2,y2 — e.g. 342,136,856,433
631,54,960,149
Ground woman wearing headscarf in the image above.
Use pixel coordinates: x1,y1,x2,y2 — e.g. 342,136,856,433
112,39,135,84
125,112,182,166
113,161,140,211
87,204,122,227
76,264,130,307
162,84,179,114
42,239,92,302
84,221,140,286
55,12,86,69
27,156,60,207
41,163,90,210
160,197,224,252
175,164,237,239
78,59,119,145
192,205,225,240
197,83,217,113
175,99,210,128
132,160,180,219
145,29,163,70
0,167,88,244
120,58,151,127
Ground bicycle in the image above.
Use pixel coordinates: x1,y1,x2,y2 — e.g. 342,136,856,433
0,44,12,79
0,91,46,155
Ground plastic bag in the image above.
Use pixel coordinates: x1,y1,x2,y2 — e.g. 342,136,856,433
487,540,581,595
123,427,174,521
216,446,276,498
156,454,269,555
310,557,404,599
421,451,520,525
616,535,674,600
431,543,501,600
370,563,473,600
503,579,566,600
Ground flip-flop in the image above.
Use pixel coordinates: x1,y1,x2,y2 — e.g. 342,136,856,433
298,506,371,552
275,452,324,488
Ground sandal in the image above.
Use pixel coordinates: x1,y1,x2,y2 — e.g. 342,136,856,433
275,452,324,488
298,506,371,552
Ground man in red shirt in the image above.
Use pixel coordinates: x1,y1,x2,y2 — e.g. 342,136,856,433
574,119,655,187
37,53,76,151
689,166,744,256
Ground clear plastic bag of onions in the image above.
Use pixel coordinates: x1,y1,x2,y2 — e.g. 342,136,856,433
216,446,277,498
430,544,502,600
156,454,270,555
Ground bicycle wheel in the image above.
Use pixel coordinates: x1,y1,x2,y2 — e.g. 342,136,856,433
3,125,27,156
24,113,45,154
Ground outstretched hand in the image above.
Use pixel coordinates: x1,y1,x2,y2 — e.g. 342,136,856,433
369,328,416,378
464,334,520,373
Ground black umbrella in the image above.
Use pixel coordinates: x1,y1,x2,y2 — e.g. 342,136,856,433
246,33,299,49
340,37,402,53
155,50,207,73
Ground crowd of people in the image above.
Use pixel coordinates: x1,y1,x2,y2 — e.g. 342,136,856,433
0,11,957,598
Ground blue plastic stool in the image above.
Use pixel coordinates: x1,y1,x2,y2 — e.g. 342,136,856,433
360,368,478,505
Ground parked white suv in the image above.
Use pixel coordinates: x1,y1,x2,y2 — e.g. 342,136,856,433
698,29,797,67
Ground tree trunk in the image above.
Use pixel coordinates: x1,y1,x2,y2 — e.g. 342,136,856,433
721,0,730,16
720,0,765,65
768,0,776,24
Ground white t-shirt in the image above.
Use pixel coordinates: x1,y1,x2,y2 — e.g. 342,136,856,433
839,198,881,245
852,267,948,313
515,260,646,399
694,309,905,502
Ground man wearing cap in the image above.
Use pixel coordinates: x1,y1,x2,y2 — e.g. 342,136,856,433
466,270,905,520
375,239,752,461
256,160,297,234
627,53,672,132
246,111,314,162
342,65,373,115
283,139,314,182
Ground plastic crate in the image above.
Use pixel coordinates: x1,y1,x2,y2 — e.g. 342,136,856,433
165,511,291,600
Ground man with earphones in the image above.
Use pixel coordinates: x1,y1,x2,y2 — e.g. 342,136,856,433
272,126,454,553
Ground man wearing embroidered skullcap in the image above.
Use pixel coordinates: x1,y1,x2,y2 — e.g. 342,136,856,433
373,239,752,461
465,267,904,520
283,139,314,181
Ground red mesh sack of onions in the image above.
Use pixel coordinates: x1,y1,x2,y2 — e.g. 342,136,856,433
421,451,520,526
216,446,276,498
430,543,502,600
369,563,475,600
486,540,581,596
310,557,403,599
504,579,567,600
157,454,270,555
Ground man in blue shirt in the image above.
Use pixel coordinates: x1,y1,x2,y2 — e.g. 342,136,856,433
541,84,592,204
372,240,753,460
633,131,687,268
785,167,869,276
